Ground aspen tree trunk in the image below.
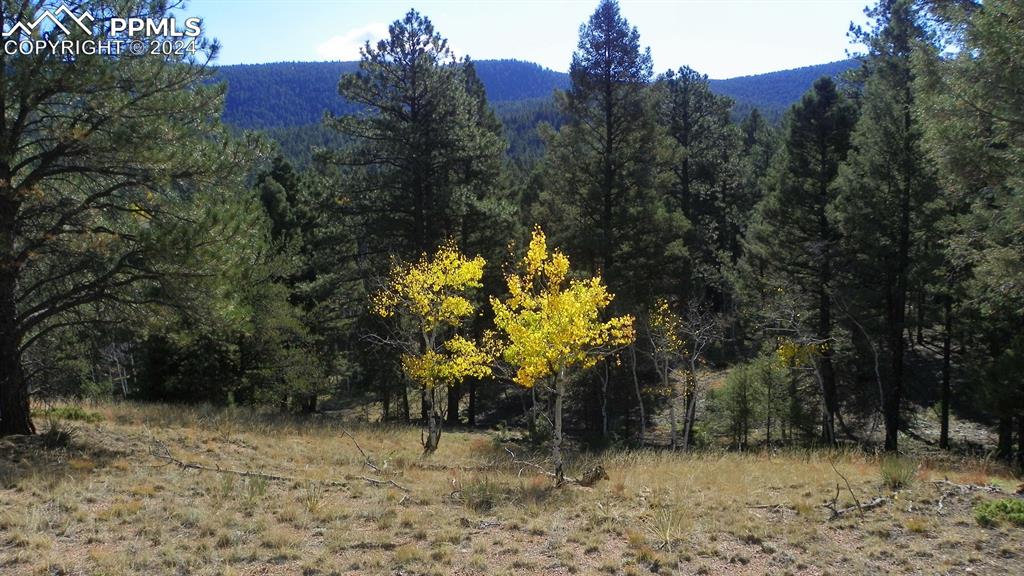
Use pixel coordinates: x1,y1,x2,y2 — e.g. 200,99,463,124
664,359,677,450
423,385,442,454
468,379,476,427
682,364,698,450
600,361,609,438
630,345,645,446
553,370,566,485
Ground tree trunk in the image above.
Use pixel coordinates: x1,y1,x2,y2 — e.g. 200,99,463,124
380,377,391,422
400,381,410,422
1,179,34,436
423,386,442,455
0,336,32,436
0,272,32,436
669,394,677,450
816,363,836,447
666,358,677,450
996,417,1013,461
788,363,799,443
300,394,317,414
882,380,900,453
446,384,460,426
916,288,925,345
553,372,565,485
468,379,476,427
526,387,537,441
600,361,609,438
682,367,699,450
884,102,915,453
630,345,645,446
939,296,952,450
1016,415,1023,468
765,365,773,446
421,389,429,424
816,179,838,447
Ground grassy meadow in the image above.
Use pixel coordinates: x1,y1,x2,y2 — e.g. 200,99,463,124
0,401,1021,575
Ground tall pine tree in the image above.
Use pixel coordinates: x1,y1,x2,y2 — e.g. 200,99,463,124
743,77,857,444
540,0,685,309
835,0,939,451
0,0,256,434
915,0,1024,459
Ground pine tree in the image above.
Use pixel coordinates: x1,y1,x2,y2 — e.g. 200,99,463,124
743,77,857,445
540,0,684,309
0,0,255,435
915,0,1024,459
326,10,510,424
835,0,939,451
657,66,741,297
327,10,506,260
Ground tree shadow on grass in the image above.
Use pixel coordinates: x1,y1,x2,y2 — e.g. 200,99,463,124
0,423,127,490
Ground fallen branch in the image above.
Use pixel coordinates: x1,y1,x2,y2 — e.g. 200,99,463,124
503,446,557,478
829,454,864,519
348,474,411,493
931,479,1005,494
747,504,797,512
150,440,405,492
823,496,889,520
498,445,610,488
340,428,384,474
151,441,315,484
411,461,497,472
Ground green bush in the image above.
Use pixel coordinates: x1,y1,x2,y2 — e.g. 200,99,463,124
974,499,1024,528
879,456,917,490
35,405,103,423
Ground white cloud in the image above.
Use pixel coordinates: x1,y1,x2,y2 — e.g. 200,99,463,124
315,22,389,61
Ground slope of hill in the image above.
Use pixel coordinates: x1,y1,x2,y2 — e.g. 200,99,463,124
215,58,860,163
709,59,860,120
214,59,570,130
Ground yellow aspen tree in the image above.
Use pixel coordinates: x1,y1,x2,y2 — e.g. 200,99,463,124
490,227,634,483
372,241,491,453
647,298,686,449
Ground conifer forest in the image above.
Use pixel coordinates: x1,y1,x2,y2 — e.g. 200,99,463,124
0,1,1022,574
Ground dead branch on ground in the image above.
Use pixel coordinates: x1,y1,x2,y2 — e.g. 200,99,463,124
149,440,409,492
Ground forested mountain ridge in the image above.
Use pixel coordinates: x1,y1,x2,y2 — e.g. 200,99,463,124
214,58,858,130
6,4,1024,572
214,59,570,129
708,59,860,119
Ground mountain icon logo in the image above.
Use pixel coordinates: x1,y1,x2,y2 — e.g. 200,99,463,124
3,3,94,37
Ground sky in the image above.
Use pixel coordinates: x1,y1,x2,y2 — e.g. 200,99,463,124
186,0,871,79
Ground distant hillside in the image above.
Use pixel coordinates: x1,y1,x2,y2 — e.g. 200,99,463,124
214,59,569,130
215,58,860,163
710,60,860,121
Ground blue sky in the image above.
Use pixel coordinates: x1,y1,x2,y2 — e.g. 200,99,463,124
187,0,870,79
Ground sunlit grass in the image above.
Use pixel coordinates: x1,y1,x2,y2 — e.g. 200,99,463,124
1,400,1020,575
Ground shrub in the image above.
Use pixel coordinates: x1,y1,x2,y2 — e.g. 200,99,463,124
40,419,77,449
879,456,917,490
244,475,269,505
35,405,103,423
461,476,508,512
974,499,1024,528
301,481,327,514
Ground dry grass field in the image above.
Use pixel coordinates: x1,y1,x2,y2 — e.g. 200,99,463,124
1,402,1021,575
